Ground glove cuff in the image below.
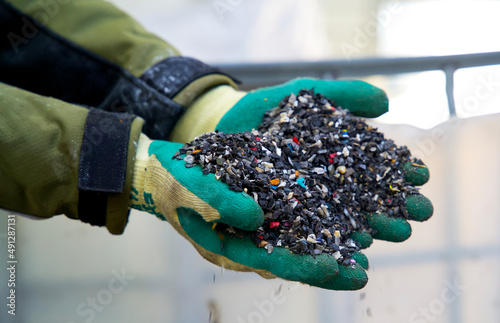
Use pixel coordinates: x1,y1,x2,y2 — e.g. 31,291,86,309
130,134,153,195
169,85,246,143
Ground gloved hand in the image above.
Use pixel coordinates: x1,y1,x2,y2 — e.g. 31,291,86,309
170,78,433,249
129,134,368,290
131,78,432,290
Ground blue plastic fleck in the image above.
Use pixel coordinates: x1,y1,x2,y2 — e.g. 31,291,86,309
271,185,278,189
297,178,306,188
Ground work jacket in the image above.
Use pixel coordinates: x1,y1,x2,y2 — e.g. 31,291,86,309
0,0,236,234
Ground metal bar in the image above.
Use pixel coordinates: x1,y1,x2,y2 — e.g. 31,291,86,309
216,51,500,89
444,64,457,117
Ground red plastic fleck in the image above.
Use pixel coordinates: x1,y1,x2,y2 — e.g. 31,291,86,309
258,235,264,239
292,136,299,145
269,222,280,229
256,137,260,141
250,147,257,151
328,152,337,164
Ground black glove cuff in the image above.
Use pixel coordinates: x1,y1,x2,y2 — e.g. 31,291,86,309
77,108,135,226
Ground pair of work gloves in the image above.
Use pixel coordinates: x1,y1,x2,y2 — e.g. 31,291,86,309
129,78,433,290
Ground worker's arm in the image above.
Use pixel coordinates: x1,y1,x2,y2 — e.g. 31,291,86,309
1,0,237,141
0,82,144,234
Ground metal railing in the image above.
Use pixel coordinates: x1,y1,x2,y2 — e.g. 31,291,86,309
217,51,500,117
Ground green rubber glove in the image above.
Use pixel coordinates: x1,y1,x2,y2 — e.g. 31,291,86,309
193,78,433,249
129,134,368,290
159,77,432,290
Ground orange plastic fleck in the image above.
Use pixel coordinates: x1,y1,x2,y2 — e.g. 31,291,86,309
270,178,280,185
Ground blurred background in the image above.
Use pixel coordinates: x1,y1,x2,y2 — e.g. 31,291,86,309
2,0,500,322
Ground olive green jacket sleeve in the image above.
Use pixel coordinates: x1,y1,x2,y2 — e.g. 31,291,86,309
5,0,180,77
2,0,237,140
0,82,144,234
0,0,239,233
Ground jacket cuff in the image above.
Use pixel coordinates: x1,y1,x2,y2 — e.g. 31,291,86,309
97,57,238,141
77,108,144,234
140,56,239,107
106,116,144,234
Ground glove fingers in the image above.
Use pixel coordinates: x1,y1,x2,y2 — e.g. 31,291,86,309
349,231,373,249
406,194,434,222
352,251,369,270
149,141,264,230
403,161,430,186
216,79,388,134
361,194,432,243
177,207,341,286
301,79,389,118
360,159,431,243
318,262,368,291
366,213,412,242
